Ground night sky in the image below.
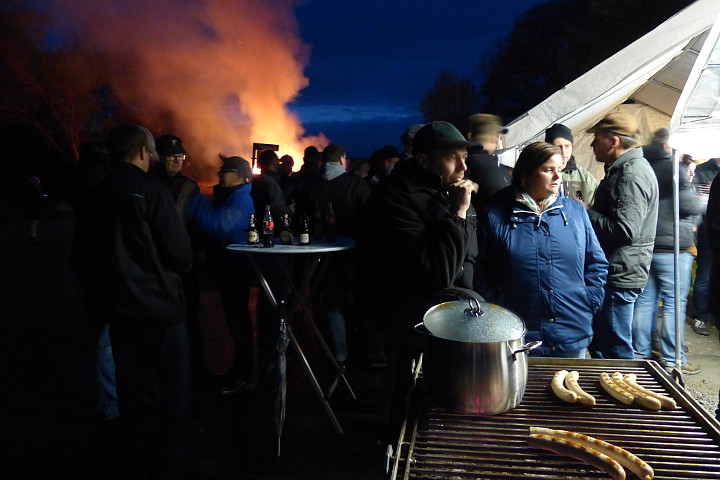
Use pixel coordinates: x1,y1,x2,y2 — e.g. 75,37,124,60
289,0,547,157
27,0,548,162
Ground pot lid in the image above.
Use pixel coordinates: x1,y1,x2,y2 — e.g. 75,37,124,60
423,298,525,343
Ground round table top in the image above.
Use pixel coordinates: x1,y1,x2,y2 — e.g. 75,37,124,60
227,236,356,254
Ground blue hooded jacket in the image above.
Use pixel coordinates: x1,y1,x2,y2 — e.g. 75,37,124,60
474,186,608,355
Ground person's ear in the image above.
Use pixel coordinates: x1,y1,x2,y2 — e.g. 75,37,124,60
416,152,429,169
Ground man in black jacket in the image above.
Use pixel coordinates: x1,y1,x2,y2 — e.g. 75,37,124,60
251,149,290,223
358,121,480,437
464,113,511,211
308,144,371,365
151,134,206,386
94,124,194,478
704,156,720,420
691,157,720,336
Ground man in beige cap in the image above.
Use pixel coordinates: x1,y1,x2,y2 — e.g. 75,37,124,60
585,112,659,361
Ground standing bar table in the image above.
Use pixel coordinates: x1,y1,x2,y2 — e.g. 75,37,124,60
227,237,356,437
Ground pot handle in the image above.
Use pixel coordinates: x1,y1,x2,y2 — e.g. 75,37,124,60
414,322,431,335
512,340,542,361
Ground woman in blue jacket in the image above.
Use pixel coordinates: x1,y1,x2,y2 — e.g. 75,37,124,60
474,142,608,357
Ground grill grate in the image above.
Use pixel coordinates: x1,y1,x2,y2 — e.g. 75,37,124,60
390,358,720,479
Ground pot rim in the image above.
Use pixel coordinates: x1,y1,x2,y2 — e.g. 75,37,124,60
415,321,528,344
421,299,527,343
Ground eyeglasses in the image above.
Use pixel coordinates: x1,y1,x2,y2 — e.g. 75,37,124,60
166,154,186,162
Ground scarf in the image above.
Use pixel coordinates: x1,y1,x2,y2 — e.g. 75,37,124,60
515,190,558,214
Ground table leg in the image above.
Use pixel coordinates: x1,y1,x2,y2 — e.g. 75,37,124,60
286,325,344,434
278,255,356,400
246,253,346,433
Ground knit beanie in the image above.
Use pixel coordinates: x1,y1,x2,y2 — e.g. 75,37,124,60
544,123,574,144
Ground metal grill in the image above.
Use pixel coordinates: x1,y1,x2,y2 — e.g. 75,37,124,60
389,358,720,479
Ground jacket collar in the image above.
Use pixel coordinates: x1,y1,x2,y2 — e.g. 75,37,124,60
605,147,644,173
389,157,445,193
563,155,578,172
213,181,251,204
323,161,346,181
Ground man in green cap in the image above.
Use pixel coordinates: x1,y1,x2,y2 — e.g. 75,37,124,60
357,120,481,439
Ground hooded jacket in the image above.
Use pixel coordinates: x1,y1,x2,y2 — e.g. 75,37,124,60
308,161,371,238
561,156,599,206
475,186,608,355
587,148,659,289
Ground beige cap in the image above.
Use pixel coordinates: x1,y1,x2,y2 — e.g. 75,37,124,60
586,112,639,138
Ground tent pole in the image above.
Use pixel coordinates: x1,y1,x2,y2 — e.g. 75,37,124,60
672,150,684,385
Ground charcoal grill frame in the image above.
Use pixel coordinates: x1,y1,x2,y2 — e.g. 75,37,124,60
388,357,720,479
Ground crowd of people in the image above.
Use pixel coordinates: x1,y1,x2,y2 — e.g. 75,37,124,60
70,111,720,478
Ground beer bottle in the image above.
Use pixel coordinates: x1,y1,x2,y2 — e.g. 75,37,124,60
299,213,311,246
247,213,259,244
280,213,293,245
313,201,324,239
262,205,274,248
325,202,337,242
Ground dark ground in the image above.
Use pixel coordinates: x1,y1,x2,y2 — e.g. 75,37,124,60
0,197,389,480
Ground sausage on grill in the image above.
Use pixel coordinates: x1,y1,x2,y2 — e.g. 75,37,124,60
565,370,596,407
527,432,626,480
551,369,577,404
600,372,634,405
530,427,654,480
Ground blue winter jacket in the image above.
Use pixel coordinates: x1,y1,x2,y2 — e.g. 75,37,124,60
474,186,608,356
189,182,254,265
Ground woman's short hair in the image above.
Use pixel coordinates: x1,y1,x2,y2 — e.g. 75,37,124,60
511,142,561,190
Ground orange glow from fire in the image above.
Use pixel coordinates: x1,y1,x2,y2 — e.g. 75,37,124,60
41,0,328,182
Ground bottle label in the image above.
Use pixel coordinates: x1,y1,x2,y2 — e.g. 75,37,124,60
263,221,274,234
248,231,259,243
280,230,293,243
299,233,310,244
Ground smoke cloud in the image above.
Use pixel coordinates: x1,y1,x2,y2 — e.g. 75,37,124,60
36,0,328,181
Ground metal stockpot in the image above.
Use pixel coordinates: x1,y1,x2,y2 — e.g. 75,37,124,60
416,297,541,415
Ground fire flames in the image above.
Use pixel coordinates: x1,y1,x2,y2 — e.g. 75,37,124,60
38,0,328,182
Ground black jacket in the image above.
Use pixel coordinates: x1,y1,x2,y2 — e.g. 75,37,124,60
94,162,192,325
465,145,511,211
306,168,371,238
643,144,702,253
250,170,290,225
706,169,720,315
358,158,478,337
693,159,720,190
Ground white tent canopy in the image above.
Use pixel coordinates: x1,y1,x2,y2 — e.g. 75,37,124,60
499,0,720,176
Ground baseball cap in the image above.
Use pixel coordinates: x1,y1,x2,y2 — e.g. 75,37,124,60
156,135,187,156
586,112,639,138
412,121,472,155
219,156,253,178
